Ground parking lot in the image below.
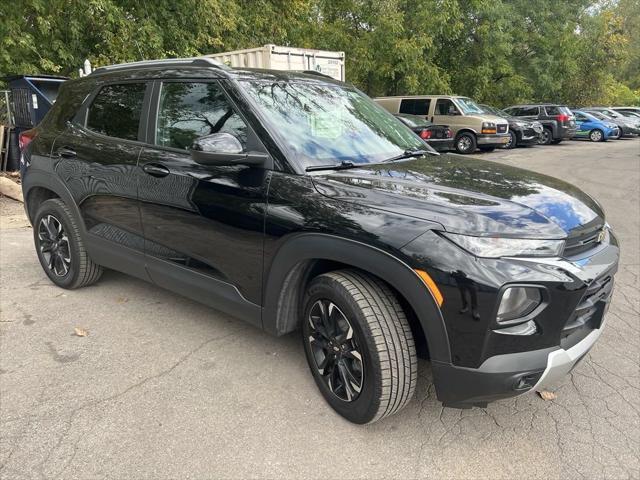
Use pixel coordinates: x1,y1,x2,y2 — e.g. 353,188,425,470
1,139,638,479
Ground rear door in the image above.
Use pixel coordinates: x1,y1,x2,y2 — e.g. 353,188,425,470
52,81,151,278
136,79,270,325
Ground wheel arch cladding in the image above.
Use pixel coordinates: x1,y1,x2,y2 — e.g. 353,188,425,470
23,172,82,229
262,233,452,363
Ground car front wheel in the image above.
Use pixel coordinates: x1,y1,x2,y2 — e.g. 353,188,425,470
589,129,604,142
503,131,517,149
302,270,418,424
455,132,476,154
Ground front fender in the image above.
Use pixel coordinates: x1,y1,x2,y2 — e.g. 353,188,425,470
261,233,452,363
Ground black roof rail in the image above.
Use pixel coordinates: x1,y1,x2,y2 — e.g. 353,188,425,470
300,70,335,79
91,57,230,75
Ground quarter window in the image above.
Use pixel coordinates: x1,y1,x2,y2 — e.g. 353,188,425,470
156,82,248,150
86,83,146,140
399,99,430,116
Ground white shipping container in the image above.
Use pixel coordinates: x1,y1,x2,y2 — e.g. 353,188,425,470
206,44,345,81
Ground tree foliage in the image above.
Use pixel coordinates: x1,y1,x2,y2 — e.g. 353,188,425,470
1,0,638,106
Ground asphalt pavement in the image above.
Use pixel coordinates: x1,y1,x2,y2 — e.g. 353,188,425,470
1,138,639,479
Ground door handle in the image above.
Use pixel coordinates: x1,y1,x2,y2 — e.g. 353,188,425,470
142,163,170,178
56,147,76,159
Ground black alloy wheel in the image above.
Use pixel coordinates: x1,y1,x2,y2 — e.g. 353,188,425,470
302,270,418,424
306,299,364,402
37,214,71,277
33,199,103,289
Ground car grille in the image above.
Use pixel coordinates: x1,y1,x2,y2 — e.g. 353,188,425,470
497,124,508,134
561,271,614,349
522,127,536,137
563,223,606,258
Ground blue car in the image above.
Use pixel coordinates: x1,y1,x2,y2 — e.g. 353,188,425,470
573,110,619,141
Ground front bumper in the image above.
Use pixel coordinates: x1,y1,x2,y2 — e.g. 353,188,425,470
423,234,619,408
533,317,606,390
477,133,510,146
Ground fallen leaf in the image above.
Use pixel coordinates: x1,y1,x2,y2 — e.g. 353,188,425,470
537,390,556,401
116,297,129,303
74,327,88,337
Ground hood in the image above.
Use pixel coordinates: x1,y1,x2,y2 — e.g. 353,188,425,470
468,114,508,124
312,154,604,238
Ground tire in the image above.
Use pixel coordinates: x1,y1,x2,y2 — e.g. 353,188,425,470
589,129,604,142
455,132,476,154
539,127,552,145
33,199,103,289
503,131,517,149
615,129,623,140
479,146,495,152
302,270,418,424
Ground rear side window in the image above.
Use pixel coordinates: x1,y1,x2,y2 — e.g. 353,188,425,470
155,82,248,150
543,105,569,116
86,83,146,140
399,99,430,116
514,106,539,116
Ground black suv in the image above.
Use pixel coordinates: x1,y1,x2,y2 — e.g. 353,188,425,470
479,104,543,149
20,58,619,424
503,104,577,145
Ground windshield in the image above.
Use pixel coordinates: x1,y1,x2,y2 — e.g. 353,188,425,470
481,105,510,118
239,80,425,168
455,97,484,115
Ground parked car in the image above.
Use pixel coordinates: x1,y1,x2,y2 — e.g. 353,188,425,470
586,107,640,134
375,95,510,154
479,104,542,148
582,110,627,139
572,111,619,141
503,104,577,145
20,57,619,424
394,114,453,151
611,106,640,116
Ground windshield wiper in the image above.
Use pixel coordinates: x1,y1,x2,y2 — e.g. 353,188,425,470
305,160,359,172
382,148,437,163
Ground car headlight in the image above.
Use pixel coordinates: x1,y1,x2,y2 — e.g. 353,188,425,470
496,287,542,324
514,122,525,127
442,233,565,258
482,122,496,128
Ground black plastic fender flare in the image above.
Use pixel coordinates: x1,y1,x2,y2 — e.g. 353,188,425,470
262,233,452,363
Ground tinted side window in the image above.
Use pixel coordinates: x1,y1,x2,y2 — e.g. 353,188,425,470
518,106,539,116
544,106,561,116
86,83,146,140
435,99,457,115
399,99,430,115
156,82,248,150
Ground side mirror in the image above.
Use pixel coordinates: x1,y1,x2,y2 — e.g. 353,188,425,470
448,107,460,116
190,133,268,166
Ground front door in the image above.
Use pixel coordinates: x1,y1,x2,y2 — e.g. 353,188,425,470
137,80,270,326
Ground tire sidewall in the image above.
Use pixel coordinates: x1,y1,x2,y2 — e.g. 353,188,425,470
33,200,82,288
455,132,476,154
590,129,603,142
504,131,517,149
301,276,381,424
540,128,552,145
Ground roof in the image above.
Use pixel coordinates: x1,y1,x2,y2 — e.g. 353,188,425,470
88,57,345,85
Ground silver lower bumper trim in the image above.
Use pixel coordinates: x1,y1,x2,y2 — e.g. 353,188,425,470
532,319,606,391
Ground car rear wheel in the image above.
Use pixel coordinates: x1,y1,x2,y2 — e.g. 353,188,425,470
539,128,552,145
589,129,604,142
302,270,418,424
33,199,103,289
455,132,476,154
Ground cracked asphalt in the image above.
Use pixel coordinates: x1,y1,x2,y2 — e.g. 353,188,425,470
1,138,639,479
